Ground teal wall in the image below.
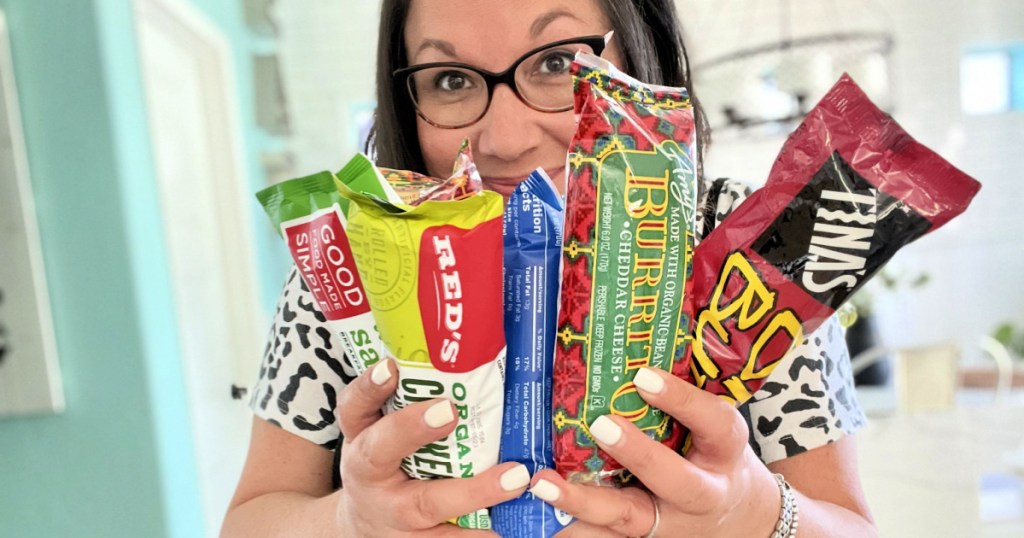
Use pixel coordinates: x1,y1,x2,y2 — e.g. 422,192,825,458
0,0,275,536
0,0,184,535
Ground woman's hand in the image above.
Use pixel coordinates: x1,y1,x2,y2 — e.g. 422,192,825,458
530,367,781,538
334,358,529,537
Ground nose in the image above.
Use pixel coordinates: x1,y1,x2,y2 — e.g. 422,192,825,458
474,84,542,165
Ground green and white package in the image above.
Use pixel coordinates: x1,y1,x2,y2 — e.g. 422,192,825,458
256,154,399,375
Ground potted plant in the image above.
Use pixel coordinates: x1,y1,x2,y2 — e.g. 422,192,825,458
992,322,1024,360
962,320,1024,390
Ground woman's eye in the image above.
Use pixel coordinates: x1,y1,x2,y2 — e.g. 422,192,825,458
435,71,474,92
537,52,574,75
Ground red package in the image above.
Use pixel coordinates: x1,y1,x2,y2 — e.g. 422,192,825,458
687,74,981,404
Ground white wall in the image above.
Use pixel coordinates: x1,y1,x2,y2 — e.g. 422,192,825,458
274,1,381,176
679,0,1024,362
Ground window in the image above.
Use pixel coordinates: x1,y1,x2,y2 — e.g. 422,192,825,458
961,45,1024,115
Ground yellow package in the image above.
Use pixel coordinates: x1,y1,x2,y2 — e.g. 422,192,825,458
337,182,506,529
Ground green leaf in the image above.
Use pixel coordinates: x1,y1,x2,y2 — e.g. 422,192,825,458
993,323,1015,346
910,273,931,288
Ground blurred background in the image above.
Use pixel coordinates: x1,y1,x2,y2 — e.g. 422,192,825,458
0,0,1021,536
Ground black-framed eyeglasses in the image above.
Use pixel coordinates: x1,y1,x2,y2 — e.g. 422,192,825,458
394,35,607,129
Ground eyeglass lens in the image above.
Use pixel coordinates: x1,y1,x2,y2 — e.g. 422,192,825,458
407,41,597,128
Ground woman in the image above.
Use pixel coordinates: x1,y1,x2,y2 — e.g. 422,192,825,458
223,0,877,536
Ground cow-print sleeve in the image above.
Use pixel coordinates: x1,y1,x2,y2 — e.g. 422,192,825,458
745,316,866,463
249,266,359,450
695,176,751,240
697,177,867,464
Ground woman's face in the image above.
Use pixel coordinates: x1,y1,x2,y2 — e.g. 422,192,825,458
404,0,622,196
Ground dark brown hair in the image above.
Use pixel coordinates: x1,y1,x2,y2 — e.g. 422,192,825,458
366,0,710,177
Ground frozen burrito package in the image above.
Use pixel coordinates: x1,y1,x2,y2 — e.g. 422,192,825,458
337,182,506,530
380,140,483,204
255,154,400,375
687,74,981,405
552,53,700,484
493,169,573,536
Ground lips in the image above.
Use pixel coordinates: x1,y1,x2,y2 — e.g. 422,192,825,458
483,166,565,198
481,176,524,198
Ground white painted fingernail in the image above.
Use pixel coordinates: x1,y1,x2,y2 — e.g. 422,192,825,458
530,479,560,502
424,400,455,428
370,359,392,386
500,464,531,491
589,415,623,446
633,367,665,395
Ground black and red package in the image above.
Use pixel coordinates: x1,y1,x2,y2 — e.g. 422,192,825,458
686,74,981,404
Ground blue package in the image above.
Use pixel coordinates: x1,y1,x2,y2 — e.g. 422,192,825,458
492,169,573,537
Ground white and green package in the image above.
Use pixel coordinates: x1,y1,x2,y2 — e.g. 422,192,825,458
256,154,399,375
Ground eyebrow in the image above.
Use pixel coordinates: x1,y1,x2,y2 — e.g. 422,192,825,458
530,9,583,38
414,38,457,60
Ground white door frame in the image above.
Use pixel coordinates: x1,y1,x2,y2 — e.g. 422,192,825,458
134,0,265,535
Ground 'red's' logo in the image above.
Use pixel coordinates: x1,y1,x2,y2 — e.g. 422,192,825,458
418,219,504,373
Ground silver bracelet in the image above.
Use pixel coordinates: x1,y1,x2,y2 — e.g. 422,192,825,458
769,473,799,538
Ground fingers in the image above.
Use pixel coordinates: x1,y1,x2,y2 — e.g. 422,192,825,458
345,397,460,483
337,358,398,440
397,462,531,530
529,470,656,537
631,367,749,468
583,413,723,514
553,521,623,538
421,527,499,538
